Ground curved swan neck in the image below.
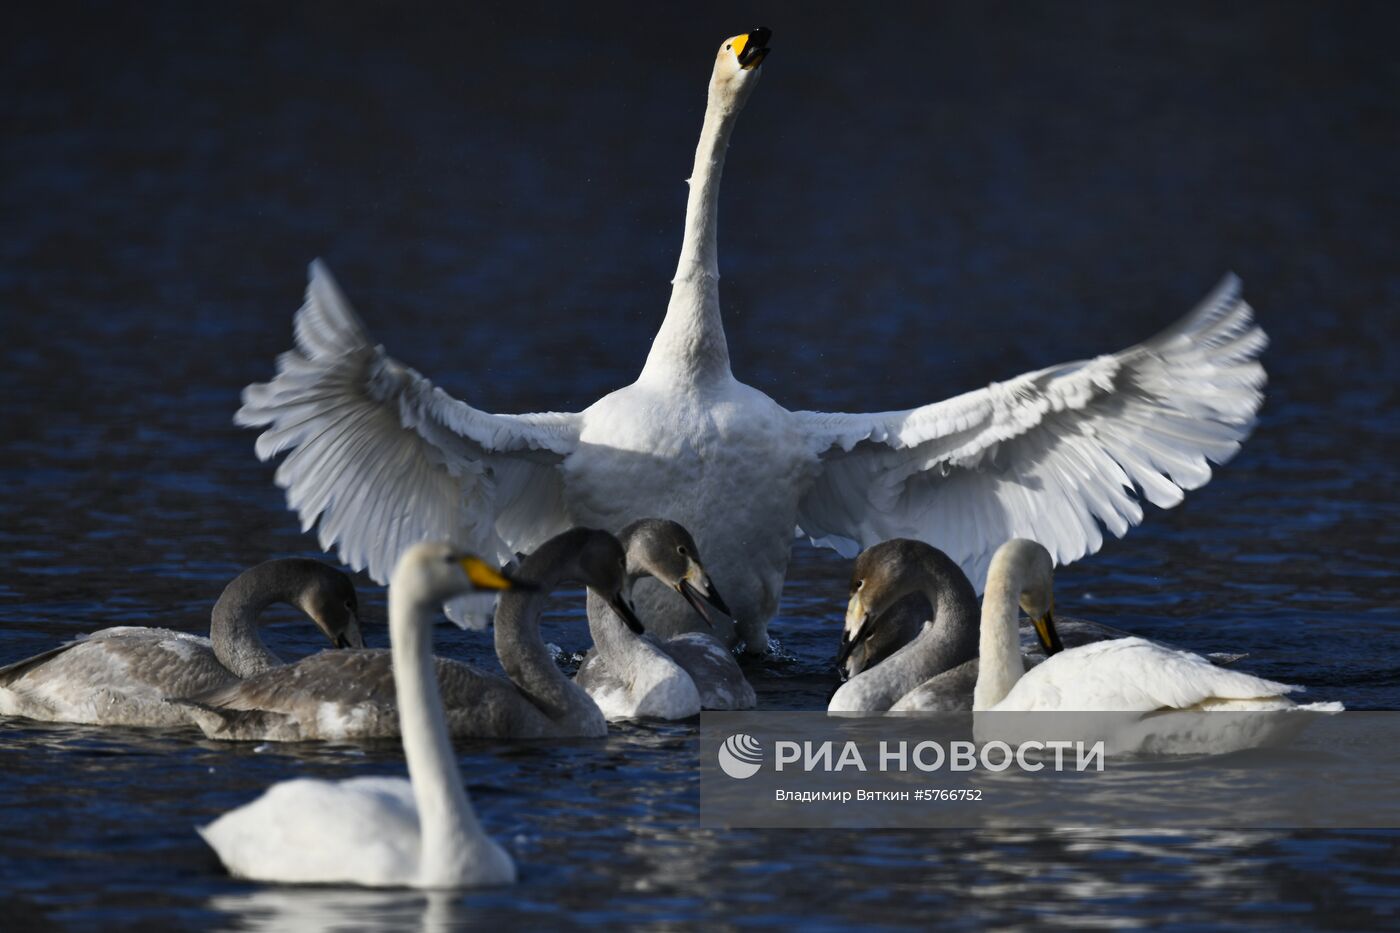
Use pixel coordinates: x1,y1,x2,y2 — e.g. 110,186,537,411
844,561,980,708
585,588,652,664
388,578,487,882
973,556,1032,711
495,535,604,726
640,81,747,385
210,562,300,678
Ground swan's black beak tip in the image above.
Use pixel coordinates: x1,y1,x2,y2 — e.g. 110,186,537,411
738,27,772,69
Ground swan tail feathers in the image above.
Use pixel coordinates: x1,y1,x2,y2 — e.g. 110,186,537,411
0,641,81,686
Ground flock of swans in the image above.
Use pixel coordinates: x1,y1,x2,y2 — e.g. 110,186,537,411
3,30,1340,890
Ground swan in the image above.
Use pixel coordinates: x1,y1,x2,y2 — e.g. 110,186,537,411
199,542,519,889
575,519,756,719
835,538,1342,730
972,539,1342,714
235,26,1266,659
0,559,361,728
174,529,640,741
829,538,1131,711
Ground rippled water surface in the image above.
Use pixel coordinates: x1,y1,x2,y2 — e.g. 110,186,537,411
4,3,1399,929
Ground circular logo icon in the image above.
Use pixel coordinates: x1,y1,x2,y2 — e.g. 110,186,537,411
717,733,763,779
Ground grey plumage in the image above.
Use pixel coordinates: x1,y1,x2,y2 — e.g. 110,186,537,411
575,519,755,717
0,559,359,728
176,529,630,741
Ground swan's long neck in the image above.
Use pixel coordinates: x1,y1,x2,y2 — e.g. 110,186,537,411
639,82,745,385
843,569,979,709
972,560,1030,711
209,563,294,679
495,536,605,729
585,583,659,670
388,581,488,883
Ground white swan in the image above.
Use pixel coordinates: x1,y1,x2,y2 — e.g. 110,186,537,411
174,529,639,741
0,559,361,727
199,542,519,889
235,26,1266,658
575,519,756,720
829,538,1130,712
971,539,1342,716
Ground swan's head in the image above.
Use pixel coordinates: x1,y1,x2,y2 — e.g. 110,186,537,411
619,518,732,628
989,539,1064,656
392,541,526,612
562,529,647,635
837,539,954,672
708,27,771,110
291,561,366,649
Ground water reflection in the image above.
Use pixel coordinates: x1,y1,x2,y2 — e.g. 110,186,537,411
208,888,491,933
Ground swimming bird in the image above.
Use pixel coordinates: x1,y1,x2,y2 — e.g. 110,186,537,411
835,538,1340,727
575,519,756,719
972,539,1341,715
175,529,640,741
236,27,1266,658
199,542,520,889
829,539,1131,711
0,559,361,728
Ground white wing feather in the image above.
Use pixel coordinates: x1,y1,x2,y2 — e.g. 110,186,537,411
794,275,1266,589
997,637,1297,711
237,261,580,585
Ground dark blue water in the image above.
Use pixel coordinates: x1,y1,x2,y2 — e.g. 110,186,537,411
4,2,1399,928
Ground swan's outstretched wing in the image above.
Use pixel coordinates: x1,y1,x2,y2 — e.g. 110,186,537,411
794,276,1265,589
1002,638,1295,711
238,261,580,585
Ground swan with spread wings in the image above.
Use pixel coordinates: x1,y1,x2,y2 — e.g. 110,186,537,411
237,28,1265,654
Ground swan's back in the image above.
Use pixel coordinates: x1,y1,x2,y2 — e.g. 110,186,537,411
201,776,422,887
997,637,1297,712
576,640,701,721
0,628,235,727
657,632,756,710
177,649,561,741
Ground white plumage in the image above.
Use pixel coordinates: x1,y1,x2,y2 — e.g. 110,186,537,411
993,637,1309,712
199,543,518,889
963,540,1342,755
237,31,1265,653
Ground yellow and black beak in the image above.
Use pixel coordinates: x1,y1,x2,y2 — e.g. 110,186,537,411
333,613,365,649
674,565,732,629
733,27,772,70
835,592,873,675
458,556,534,593
1031,609,1064,656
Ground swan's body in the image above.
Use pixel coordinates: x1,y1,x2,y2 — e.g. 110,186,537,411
177,530,638,742
971,540,1341,719
199,542,519,889
0,560,360,728
236,28,1266,658
574,519,754,719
